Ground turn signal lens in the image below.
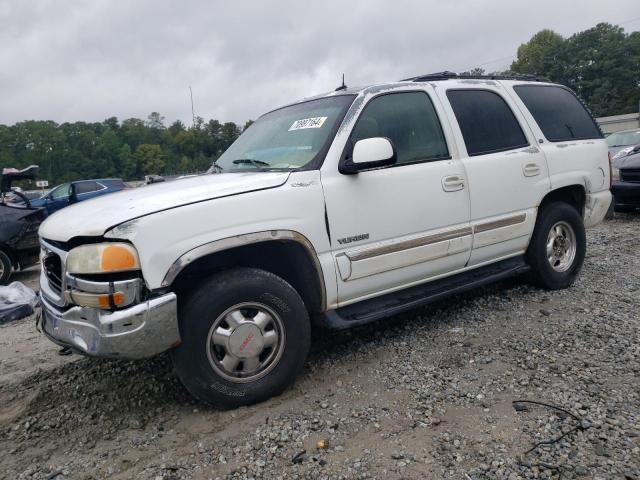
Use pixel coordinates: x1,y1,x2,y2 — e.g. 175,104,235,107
66,243,141,274
64,290,126,309
102,245,137,271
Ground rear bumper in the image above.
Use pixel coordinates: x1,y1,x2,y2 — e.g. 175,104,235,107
611,181,640,208
40,291,180,359
583,190,612,227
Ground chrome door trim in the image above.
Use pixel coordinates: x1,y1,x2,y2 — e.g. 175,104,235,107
474,213,527,234
345,226,473,262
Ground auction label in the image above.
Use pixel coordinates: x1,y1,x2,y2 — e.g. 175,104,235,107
289,116,327,131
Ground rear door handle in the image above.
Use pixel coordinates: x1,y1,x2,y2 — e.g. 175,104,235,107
442,175,465,192
523,162,541,177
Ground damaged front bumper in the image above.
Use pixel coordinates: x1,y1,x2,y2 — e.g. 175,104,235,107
39,291,180,359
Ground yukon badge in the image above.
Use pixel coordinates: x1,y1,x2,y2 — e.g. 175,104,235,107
337,233,370,245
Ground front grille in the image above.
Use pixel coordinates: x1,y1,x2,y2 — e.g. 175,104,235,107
621,168,640,183
43,253,63,295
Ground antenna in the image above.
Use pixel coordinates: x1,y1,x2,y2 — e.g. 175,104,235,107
335,73,347,91
189,86,196,126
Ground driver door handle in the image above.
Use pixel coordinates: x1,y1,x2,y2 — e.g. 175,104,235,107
523,162,541,177
442,175,465,192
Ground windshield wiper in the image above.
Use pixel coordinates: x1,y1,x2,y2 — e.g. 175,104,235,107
232,158,271,169
210,162,224,173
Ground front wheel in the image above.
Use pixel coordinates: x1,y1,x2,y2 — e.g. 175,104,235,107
172,267,311,408
526,202,586,290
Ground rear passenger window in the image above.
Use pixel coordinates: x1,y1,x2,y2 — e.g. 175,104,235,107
514,85,602,142
74,181,102,194
349,91,449,165
447,90,528,156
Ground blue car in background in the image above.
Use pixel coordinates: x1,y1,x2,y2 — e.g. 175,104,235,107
30,178,128,216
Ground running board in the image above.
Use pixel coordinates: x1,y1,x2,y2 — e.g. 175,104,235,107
320,256,530,330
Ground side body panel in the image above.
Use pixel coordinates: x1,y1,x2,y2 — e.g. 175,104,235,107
320,85,472,306
502,81,611,202
433,80,551,266
106,171,335,301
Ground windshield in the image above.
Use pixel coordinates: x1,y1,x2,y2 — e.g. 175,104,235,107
210,95,355,172
606,130,640,147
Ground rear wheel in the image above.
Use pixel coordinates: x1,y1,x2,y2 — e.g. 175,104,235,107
0,250,12,285
526,202,586,290
172,267,311,408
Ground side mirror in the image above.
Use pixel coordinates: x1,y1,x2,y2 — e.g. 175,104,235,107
340,137,396,174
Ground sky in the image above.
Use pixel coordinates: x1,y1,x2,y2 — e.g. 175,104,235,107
0,0,638,127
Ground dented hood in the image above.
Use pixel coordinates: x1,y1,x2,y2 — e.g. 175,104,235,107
39,171,290,242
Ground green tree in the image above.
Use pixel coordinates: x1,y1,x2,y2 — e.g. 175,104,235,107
118,144,137,179
511,23,640,116
511,29,566,80
134,144,165,175
459,67,486,76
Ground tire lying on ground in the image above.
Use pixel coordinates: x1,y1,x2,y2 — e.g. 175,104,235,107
526,201,586,290
172,267,311,408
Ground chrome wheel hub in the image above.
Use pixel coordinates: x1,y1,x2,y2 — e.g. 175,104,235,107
546,221,577,272
206,303,284,383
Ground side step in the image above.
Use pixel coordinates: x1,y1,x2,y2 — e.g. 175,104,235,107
320,256,530,330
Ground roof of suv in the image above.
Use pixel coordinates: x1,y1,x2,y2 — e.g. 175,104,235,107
273,71,556,113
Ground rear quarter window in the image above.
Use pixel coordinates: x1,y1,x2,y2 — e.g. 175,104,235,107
513,85,603,142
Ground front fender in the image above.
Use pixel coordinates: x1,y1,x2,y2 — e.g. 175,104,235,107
104,171,333,298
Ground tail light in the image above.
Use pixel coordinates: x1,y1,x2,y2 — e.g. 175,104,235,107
608,151,613,188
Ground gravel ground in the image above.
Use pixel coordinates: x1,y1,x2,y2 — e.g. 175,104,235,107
0,215,638,480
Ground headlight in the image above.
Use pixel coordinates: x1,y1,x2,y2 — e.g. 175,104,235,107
66,242,140,274
611,167,620,181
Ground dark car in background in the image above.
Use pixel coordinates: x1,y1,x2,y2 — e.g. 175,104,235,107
29,178,128,216
0,166,46,284
611,146,640,213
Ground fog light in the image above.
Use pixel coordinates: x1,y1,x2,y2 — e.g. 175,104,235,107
64,290,126,309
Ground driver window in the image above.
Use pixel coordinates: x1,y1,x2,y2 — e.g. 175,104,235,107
50,183,71,200
349,91,450,165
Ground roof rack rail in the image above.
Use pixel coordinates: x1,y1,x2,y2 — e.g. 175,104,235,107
400,71,550,83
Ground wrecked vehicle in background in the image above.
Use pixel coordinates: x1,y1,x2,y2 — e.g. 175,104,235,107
0,166,46,284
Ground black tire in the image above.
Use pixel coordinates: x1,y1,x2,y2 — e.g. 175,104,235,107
0,250,12,285
526,202,586,290
171,267,311,408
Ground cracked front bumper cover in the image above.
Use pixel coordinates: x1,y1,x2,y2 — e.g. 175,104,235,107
40,291,180,359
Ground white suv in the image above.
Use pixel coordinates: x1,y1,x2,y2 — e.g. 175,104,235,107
38,72,612,407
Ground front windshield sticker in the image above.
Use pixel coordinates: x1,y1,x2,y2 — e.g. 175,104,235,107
288,116,327,131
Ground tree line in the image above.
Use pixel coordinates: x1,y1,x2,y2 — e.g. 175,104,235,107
462,23,639,118
0,113,250,185
1,22,638,186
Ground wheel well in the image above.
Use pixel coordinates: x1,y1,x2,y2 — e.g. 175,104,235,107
539,185,586,215
170,240,324,314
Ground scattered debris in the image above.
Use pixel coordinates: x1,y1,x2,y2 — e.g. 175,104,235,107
292,450,307,464
0,281,37,324
315,439,328,450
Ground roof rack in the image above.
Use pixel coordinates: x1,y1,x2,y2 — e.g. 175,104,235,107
400,71,549,82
